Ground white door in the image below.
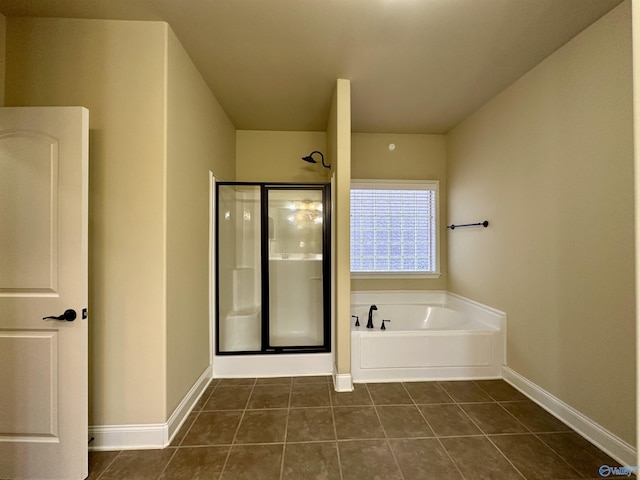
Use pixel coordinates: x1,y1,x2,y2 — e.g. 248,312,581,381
0,107,89,480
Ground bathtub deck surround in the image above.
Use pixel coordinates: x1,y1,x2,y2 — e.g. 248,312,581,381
88,376,623,480
351,291,506,382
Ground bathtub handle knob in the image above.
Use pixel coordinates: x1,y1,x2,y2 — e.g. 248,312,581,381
352,315,360,327
381,319,391,330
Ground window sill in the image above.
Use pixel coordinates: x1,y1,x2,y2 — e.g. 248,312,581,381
351,272,442,280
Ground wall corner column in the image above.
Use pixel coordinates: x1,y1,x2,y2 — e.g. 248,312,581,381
631,0,640,467
328,79,352,389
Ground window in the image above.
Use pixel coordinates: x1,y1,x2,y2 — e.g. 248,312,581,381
350,180,439,277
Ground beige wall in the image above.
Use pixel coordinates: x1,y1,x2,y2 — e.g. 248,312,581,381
5,17,237,426
447,1,635,445
165,29,235,416
329,79,352,376
351,133,447,291
6,17,169,425
236,130,327,182
0,13,5,106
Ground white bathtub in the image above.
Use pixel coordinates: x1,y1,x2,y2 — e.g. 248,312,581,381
351,304,493,332
351,291,506,382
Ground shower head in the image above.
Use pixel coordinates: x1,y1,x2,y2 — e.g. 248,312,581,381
302,151,330,169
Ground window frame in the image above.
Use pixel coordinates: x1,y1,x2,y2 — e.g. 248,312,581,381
350,179,441,279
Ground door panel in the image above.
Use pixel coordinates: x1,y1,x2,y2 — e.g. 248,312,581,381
0,107,89,480
0,331,58,438
0,132,59,293
217,185,262,352
267,189,324,347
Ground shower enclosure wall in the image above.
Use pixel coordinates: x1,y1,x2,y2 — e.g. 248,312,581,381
216,183,330,358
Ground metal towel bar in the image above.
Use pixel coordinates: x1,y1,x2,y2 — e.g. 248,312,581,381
447,220,489,230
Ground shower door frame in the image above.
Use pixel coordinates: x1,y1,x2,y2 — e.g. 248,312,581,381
215,182,331,355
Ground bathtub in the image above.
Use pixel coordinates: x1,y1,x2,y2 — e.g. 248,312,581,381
351,291,506,383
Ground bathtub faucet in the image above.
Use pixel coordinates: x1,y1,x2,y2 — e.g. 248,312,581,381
367,305,377,328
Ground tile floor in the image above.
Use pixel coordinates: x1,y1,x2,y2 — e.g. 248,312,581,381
88,377,622,479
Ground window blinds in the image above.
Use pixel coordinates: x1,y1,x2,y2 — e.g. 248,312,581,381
350,187,436,273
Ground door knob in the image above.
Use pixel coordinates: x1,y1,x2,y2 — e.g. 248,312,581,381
43,309,77,322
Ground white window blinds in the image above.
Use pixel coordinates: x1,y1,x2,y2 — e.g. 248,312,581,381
350,182,437,273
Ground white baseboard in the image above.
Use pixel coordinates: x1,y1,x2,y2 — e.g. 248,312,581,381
333,370,353,392
89,365,213,451
166,365,213,443
502,366,636,467
88,423,166,451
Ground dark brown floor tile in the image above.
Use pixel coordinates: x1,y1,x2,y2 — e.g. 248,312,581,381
490,434,582,479
390,438,463,479
460,403,529,434
441,436,524,480
290,383,331,407
88,451,119,480
282,442,341,480
170,412,198,446
193,387,214,411
420,404,482,437
203,386,252,410
182,411,242,445
247,384,290,409
403,381,454,404
500,401,572,433
377,405,434,438
256,376,293,385
537,432,624,479
474,380,528,402
235,409,287,444
98,449,176,480
286,407,335,442
367,383,413,405
221,444,283,480
331,383,372,406
339,440,403,480
333,406,385,439
292,375,331,383
439,381,494,403
582,476,631,480
217,378,256,386
84,379,625,480
159,446,229,480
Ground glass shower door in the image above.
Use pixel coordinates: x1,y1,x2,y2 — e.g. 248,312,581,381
217,185,262,352
267,188,326,349
216,182,330,355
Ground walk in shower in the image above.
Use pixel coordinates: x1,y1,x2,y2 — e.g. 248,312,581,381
216,183,330,359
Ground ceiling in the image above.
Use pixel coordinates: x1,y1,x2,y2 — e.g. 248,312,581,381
0,0,624,133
